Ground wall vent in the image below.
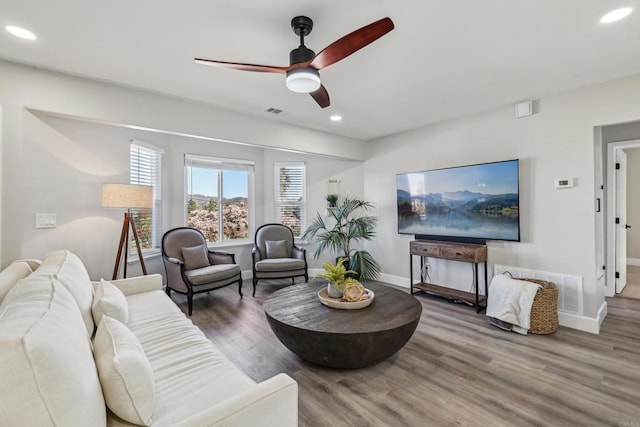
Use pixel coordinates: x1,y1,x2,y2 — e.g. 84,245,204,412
265,107,284,115
493,264,583,315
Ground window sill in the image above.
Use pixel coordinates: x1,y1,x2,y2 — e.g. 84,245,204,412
127,249,161,264
206,240,254,249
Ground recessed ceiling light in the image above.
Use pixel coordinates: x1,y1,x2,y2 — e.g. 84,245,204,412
330,115,342,122
5,25,37,40
600,7,633,23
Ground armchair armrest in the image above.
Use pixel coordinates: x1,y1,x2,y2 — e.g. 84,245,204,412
252,246,262,263
208,250,236,265
166,257,184,266
173,374,298,427
292,246,306,261
96,274,163,296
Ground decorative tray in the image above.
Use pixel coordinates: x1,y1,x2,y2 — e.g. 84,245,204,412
318,288,375,310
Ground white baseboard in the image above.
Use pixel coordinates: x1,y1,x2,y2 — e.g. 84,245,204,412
308,268,322,277
379,273,605,334
377,273,410,289
557,301,606,335
627,258,640,266
244,269,320,280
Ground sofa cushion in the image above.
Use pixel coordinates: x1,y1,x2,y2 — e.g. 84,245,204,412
35,249,95,335
0,260,33,304
265,239,289,259
93,278,129,325
255,258,306,272
109,290,256,426
95,315,155,426
182,244,209,271
0,275,106,426
184,264,241,285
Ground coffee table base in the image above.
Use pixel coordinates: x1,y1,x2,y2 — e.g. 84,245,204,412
266,315,420,369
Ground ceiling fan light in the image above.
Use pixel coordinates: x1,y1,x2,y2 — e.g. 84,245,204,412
286,68,321,93
600,7,632,23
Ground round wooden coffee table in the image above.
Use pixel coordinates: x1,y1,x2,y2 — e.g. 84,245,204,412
264,283,422,369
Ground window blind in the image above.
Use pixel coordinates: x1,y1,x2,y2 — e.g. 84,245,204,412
275,162,306,237
184,154,255,171
130,141,162,249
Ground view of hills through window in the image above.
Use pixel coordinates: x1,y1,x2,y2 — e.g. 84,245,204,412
186,167,249,242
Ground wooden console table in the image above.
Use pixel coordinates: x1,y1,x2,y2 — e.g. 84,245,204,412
409,240,488,312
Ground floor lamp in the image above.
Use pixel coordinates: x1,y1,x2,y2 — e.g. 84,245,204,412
102,183,154,280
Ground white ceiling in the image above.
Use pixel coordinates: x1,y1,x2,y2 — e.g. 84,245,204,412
1,1,640,141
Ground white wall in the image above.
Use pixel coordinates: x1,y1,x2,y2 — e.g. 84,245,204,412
364,72,640,330
0,59,364,271
3,105,363,280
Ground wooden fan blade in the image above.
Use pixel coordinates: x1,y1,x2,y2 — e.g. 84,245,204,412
194,58,289,74
310,85,330,108
310,17,394,70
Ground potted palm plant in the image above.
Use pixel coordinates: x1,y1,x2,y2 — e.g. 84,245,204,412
302,197,381,281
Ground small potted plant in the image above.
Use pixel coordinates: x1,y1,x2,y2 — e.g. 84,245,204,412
316,258,359,298
326,193,339,208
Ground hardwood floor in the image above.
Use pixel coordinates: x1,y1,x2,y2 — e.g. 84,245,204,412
173,280,640,426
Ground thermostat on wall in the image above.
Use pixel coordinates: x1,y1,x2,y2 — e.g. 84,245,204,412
554,178,574,189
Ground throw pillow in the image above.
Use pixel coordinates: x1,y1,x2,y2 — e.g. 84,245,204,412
265,240,289,259
181,244,210,270
94,316,155,426
92,279,129,325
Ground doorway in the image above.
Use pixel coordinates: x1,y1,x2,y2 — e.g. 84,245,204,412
606,140,640,299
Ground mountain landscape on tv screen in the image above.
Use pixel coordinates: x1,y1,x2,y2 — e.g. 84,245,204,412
396,189,519,240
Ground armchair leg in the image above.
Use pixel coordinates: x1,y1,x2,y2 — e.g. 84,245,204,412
238,278,243,298
304,273,309,283
252,276,258,297
187,289,194,316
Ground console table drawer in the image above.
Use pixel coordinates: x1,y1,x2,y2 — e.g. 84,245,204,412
410,241,440,257
409,240,487,263
440,246,478,262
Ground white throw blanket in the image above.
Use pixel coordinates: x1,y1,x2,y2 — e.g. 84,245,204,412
486,274,541,335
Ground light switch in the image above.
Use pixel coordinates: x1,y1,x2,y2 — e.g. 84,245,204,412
35,213,57,229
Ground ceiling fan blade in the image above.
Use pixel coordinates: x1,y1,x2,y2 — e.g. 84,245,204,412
194,58,289,74
310,17,394,70
310,85,330,108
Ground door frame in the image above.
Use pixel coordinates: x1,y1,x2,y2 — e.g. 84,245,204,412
606,139,640,296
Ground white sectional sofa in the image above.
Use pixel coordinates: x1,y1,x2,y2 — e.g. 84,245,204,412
0,250,298,426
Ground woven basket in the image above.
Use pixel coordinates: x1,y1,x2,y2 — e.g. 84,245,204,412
520,278,559,334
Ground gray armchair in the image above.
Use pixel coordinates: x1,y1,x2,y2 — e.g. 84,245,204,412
252,223,308,296
162,227,242,315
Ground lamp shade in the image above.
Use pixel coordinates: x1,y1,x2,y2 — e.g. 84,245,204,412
102,183,153,209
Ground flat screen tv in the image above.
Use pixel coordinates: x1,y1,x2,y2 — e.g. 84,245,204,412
396,159,520,244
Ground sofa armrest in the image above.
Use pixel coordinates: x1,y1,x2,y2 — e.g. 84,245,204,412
173,373,298,427
98,274,163,296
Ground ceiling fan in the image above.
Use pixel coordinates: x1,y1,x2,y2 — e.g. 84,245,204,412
194,16,394,108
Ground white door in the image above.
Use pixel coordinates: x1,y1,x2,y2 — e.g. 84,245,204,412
615,149,628,293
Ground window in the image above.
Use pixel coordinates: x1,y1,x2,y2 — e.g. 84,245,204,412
185,154,254,243
130,141,163,252
275,162,306,237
